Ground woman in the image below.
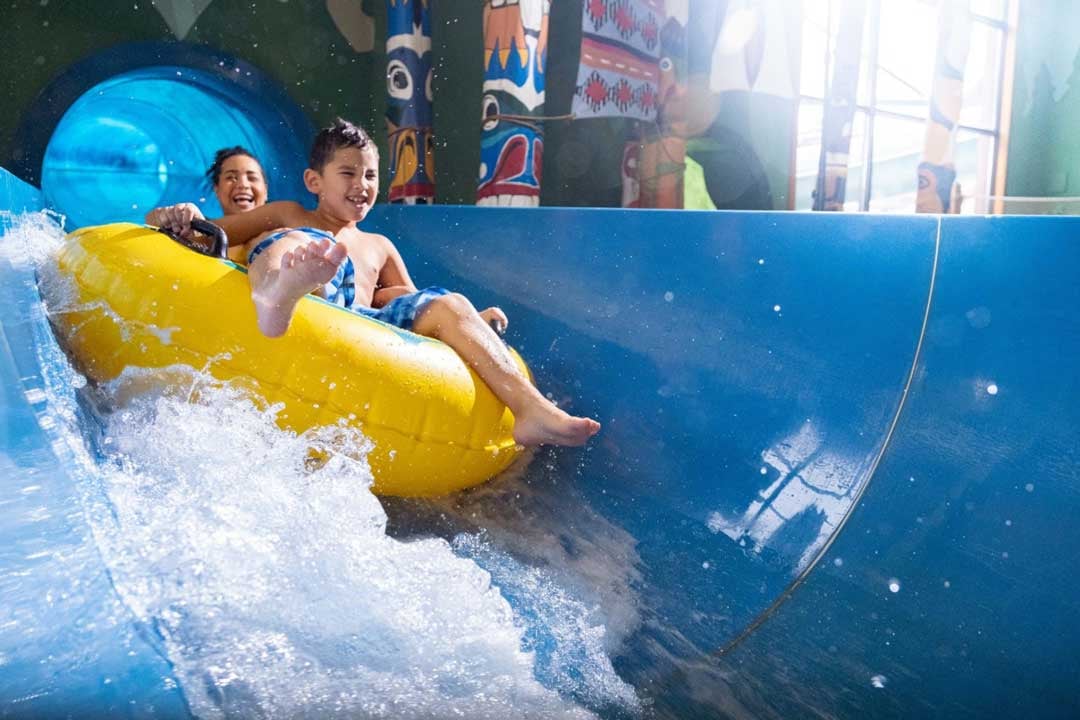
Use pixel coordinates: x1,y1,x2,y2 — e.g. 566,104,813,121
207,146,268,216
146,146,267,262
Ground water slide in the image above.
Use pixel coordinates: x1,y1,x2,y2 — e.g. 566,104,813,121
2,159,1079,718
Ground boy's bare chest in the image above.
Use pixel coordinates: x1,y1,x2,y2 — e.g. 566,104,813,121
340,237,385,289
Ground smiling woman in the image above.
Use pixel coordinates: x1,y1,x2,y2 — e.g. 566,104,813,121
146,146,269,262
206,146,268,216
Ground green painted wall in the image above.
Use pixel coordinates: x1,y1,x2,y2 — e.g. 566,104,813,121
1004,0,1080,212
0,0,795,209
1,2,169,173
0,0,381,190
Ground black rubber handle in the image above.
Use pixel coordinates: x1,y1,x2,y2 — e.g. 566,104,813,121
158,218,229,259
189,219,229,259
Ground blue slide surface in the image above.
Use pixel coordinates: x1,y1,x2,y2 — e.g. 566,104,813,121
373,206,1080,718
2,165,1078,717
1,168,189,716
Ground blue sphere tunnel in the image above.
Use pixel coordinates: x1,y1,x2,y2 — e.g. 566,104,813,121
17,43,312,229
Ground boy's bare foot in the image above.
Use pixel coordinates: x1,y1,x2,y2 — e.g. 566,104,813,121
251,238,349,337
512,402,601,447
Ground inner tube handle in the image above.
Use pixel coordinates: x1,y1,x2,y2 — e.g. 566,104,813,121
189,219,229,260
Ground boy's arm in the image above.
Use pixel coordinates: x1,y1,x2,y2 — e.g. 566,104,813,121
212,202,309,246
376,235,418,292
372,285,413,308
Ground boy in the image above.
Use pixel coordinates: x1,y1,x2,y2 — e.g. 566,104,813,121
154,118,600,447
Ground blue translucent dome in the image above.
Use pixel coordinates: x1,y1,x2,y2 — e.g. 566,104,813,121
42,66,310,228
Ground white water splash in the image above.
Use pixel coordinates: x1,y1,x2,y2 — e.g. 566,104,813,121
90,381,598,719
6,211,637,719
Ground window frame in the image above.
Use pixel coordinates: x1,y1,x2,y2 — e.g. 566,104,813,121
795,0,1014,213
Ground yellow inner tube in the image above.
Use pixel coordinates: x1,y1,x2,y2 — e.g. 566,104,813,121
44,223,526,496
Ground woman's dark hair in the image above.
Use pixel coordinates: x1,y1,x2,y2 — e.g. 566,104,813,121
309,118,376,171
205,146,262,187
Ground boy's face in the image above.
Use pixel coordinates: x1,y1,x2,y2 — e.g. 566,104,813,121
306,146,379,222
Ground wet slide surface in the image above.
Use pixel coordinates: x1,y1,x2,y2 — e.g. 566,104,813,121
1,173,190,716
2,167,1079,717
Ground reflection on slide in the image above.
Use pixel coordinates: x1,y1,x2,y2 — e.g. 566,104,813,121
708,420,865,572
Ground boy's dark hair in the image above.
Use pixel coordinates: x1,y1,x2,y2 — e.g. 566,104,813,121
205,146,261,186
309,118,376,171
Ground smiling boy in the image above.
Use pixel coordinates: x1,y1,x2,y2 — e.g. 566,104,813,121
155,118,600,447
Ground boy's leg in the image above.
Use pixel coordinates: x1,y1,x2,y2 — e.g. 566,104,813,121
247,232,349,337
412,293,600,447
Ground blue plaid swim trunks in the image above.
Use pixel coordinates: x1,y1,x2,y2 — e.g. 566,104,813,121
356,286,452,331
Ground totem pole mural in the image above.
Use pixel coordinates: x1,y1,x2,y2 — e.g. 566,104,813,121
917,0,970,214
814,0,866,211
571,0,670,206
572,0,663,122
386,0,435,204
477,0,549,207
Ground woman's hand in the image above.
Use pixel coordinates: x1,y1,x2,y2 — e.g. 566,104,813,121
479,306,508,334
148,203,205,240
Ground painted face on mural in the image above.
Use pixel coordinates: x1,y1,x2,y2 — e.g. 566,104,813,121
386,0,435,204
386,45,435,204
478,0,549,206
477,92,543,206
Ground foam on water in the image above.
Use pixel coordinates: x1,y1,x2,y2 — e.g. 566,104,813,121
5,212,641,719
89,380,598,719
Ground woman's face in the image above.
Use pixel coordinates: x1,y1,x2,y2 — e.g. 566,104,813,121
215,154,267,215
